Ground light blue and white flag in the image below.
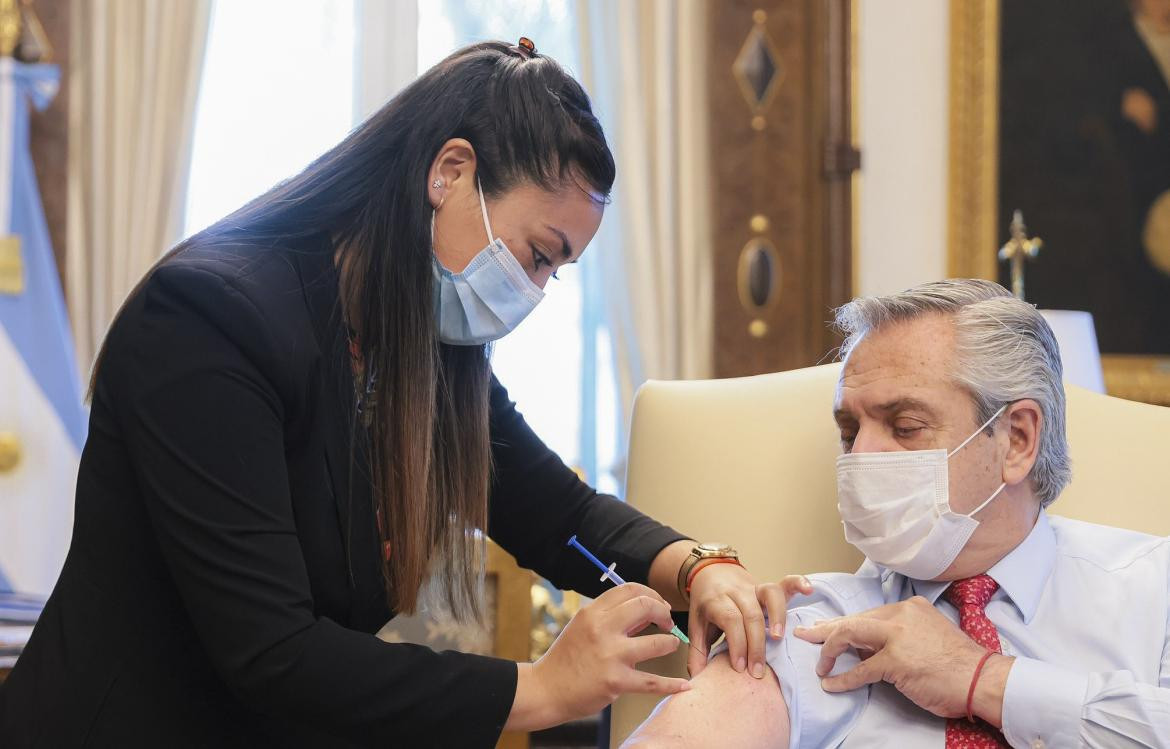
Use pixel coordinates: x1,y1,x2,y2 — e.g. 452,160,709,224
0,58,86,596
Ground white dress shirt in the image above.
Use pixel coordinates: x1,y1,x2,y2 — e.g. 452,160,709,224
739,512,1170,748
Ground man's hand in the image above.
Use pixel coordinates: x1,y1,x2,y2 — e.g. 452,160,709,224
792,596,1014,726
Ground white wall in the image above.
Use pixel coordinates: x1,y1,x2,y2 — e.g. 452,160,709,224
855,0,950,297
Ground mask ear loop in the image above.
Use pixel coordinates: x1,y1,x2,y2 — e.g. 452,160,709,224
947,404,1009,518
947,404,1008,458
965,481,1008,518
476,177,494,243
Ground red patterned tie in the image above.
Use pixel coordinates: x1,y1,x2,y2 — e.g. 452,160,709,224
943,575,1009,748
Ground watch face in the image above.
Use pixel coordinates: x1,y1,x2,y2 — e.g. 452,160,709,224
698,542,731,554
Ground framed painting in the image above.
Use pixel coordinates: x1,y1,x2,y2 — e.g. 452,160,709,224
948,0,1170,405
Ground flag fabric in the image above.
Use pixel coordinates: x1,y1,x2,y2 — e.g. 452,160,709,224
0,58,86,596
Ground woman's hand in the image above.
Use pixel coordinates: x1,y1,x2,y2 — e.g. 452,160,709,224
506,583,691,732
687,569,813,680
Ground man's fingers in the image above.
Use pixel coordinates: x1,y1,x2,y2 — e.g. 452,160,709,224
808,620,890,677
821,654,887,693
610,595,675,636
625,633,682,665
794,614,889,644
757,583,789,639
846,596,929,622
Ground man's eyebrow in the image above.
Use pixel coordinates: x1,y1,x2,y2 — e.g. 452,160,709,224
545,224,574,260
875,397,938,416
833,397,937,422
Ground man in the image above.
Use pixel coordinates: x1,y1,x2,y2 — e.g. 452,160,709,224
625,280,1170,748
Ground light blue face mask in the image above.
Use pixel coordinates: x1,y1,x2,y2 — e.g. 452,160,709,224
432,178,545,346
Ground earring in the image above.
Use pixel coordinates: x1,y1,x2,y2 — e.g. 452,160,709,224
432,178,443,189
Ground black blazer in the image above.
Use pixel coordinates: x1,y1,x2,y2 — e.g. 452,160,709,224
0,240,684,747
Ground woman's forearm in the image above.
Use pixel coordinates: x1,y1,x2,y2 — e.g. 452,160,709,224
648,539,697,610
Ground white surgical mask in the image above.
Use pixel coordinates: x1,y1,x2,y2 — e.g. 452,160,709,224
835,405,1007,580
432,178,545,345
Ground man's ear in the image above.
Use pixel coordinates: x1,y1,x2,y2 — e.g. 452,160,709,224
1002,399,1042,486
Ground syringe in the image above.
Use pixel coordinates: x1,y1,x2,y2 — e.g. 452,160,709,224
566,535,690,644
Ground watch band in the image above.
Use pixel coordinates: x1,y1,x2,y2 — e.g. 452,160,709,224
677,542,739,602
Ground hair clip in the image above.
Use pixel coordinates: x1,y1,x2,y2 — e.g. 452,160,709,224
514,36,537,58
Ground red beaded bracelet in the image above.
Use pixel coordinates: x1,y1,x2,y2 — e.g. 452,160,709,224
966,650,995,723
685,558,745,595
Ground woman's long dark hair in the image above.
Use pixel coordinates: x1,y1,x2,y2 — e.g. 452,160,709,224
92,42,616,620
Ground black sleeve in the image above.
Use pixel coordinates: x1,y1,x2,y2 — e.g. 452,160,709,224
110,263,516,747
486,376,688,598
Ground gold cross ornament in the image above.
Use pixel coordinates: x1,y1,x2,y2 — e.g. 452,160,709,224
998,210,1043,301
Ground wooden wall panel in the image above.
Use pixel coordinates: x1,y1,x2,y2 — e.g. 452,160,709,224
708,0,855,378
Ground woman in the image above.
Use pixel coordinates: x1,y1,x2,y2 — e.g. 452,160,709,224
0,41,801,747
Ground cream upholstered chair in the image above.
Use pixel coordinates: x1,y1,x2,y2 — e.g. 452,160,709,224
611,362,1170,745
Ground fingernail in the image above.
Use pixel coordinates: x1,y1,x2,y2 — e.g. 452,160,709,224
771,625,783,638
751,662,765,679
793,626,806,635
735,657,746,672
679,681,693,691
820,678,831,691
801,576,812,588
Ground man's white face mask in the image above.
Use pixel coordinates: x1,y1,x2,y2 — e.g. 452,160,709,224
835,405,1007,580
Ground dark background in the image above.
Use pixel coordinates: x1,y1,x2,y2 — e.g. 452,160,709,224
999,0,1170,353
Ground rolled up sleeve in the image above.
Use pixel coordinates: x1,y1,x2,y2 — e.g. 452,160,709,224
711,582,871,748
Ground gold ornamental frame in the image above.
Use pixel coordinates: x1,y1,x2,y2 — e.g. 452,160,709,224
946,0,1170,406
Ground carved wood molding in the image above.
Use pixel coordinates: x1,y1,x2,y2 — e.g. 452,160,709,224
1101,355,1170,408
946,0,999,282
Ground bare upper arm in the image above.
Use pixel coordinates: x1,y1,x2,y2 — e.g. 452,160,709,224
620,653,790,749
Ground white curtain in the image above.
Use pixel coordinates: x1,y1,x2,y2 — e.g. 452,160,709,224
66,0,211,376
576,0,713,430
353,0,418,123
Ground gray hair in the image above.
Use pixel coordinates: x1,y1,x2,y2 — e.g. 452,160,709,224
834,279,1070,507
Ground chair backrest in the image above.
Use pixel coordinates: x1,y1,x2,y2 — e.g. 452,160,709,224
611,362,1170,745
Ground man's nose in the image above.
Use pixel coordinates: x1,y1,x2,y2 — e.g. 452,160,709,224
850,427,902,454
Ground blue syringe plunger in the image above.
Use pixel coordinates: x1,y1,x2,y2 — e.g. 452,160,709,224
565,534,690,645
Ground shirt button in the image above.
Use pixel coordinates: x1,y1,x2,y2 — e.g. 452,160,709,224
1031,740,1045,749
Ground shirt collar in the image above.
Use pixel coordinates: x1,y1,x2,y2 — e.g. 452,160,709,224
884,511,1056,624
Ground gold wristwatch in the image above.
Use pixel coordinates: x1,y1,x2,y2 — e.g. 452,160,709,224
677,542,739,602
